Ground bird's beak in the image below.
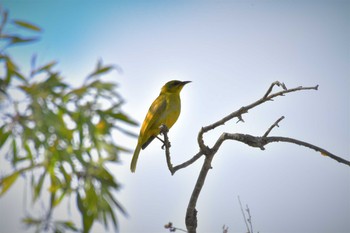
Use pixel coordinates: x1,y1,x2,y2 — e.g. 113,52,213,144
181,81,192,85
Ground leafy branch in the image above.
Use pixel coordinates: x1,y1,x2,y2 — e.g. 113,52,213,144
0,8,136,233
160,81,349,233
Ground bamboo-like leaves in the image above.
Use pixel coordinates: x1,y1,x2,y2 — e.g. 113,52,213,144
0,9,135,233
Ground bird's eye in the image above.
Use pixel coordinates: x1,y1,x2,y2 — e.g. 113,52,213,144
171,81,181,87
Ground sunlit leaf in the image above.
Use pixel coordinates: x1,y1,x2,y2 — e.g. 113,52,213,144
0,171,20,196
113,112,138,126
32,61,57,75
55,221,78,232
0,126,10,148
77,193,84,213
22,216,41,226
86,60,114,80
82,211,94,233
89,66,114,77
77,193,94,233
33,172,46,202
24,142,33,164
9,36,39,45
13,20,42,32
11,138,18,165
53,190,67,207
13,70,26,82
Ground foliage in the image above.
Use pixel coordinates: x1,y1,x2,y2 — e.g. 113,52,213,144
0,8,136,232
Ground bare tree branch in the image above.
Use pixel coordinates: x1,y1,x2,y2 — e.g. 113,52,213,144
199,84,319,137
159,82,347,233
262,116,285,137
238,196,251,233
161,125,204,175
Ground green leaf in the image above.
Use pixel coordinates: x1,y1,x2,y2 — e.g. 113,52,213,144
24,142,33,164
33,172,46,202
106,190,127,216
77,193,94,233
92,66,114,77
32,61,57,75
82,211,94,233
53,190,67,207
9,36,40,45
0,126,10,148
113,112,138,126
86,61,115,80
13,70,26,82
13,20,42,32
77,193,84,213
22,216,41,226
0,171,20,196
55,221,78,232
11,139,18,165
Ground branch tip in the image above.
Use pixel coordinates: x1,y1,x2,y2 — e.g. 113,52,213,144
262,116,285,138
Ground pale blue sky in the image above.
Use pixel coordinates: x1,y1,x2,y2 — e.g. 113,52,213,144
1,0,349,233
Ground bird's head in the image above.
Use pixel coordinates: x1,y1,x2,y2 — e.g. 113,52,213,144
161,80,191,94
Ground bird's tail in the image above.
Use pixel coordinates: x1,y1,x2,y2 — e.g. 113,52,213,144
130,144,141,173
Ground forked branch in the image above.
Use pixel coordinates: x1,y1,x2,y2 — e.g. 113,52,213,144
160,81,348,233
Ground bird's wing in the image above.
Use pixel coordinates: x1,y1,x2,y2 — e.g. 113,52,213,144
140,94,167,147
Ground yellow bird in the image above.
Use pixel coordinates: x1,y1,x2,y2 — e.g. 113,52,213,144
130,80,191,172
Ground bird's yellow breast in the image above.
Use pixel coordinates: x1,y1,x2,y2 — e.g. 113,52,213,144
159,93,181,128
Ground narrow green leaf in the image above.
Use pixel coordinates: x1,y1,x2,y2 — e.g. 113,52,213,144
53,190,67,207
13,70,26,82
86,62,114,80
106,190,127,216
76,193,84,213
9,36,39,45
56,221,78,232
0,171,20,196
82,211,94,233
22,216,41,226
0,127,10,148
24,142,33,163
90,66,114,77
33,61,57,75
113,112,138,126
13,20,42,32
11,139,18,165
33,172,46,202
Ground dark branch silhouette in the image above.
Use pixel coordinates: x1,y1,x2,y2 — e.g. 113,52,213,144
159,81,349,233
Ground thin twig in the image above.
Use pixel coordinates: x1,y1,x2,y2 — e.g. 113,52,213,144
262,116,285,138
263,81,287,99
164,222,187,232
160,124,174,174
246,204,254,233
238,196,250,233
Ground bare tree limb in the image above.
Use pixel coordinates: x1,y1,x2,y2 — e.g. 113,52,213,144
159,82,347,233
199,84,319,136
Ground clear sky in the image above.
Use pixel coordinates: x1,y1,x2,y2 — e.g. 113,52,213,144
1,0,349,233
